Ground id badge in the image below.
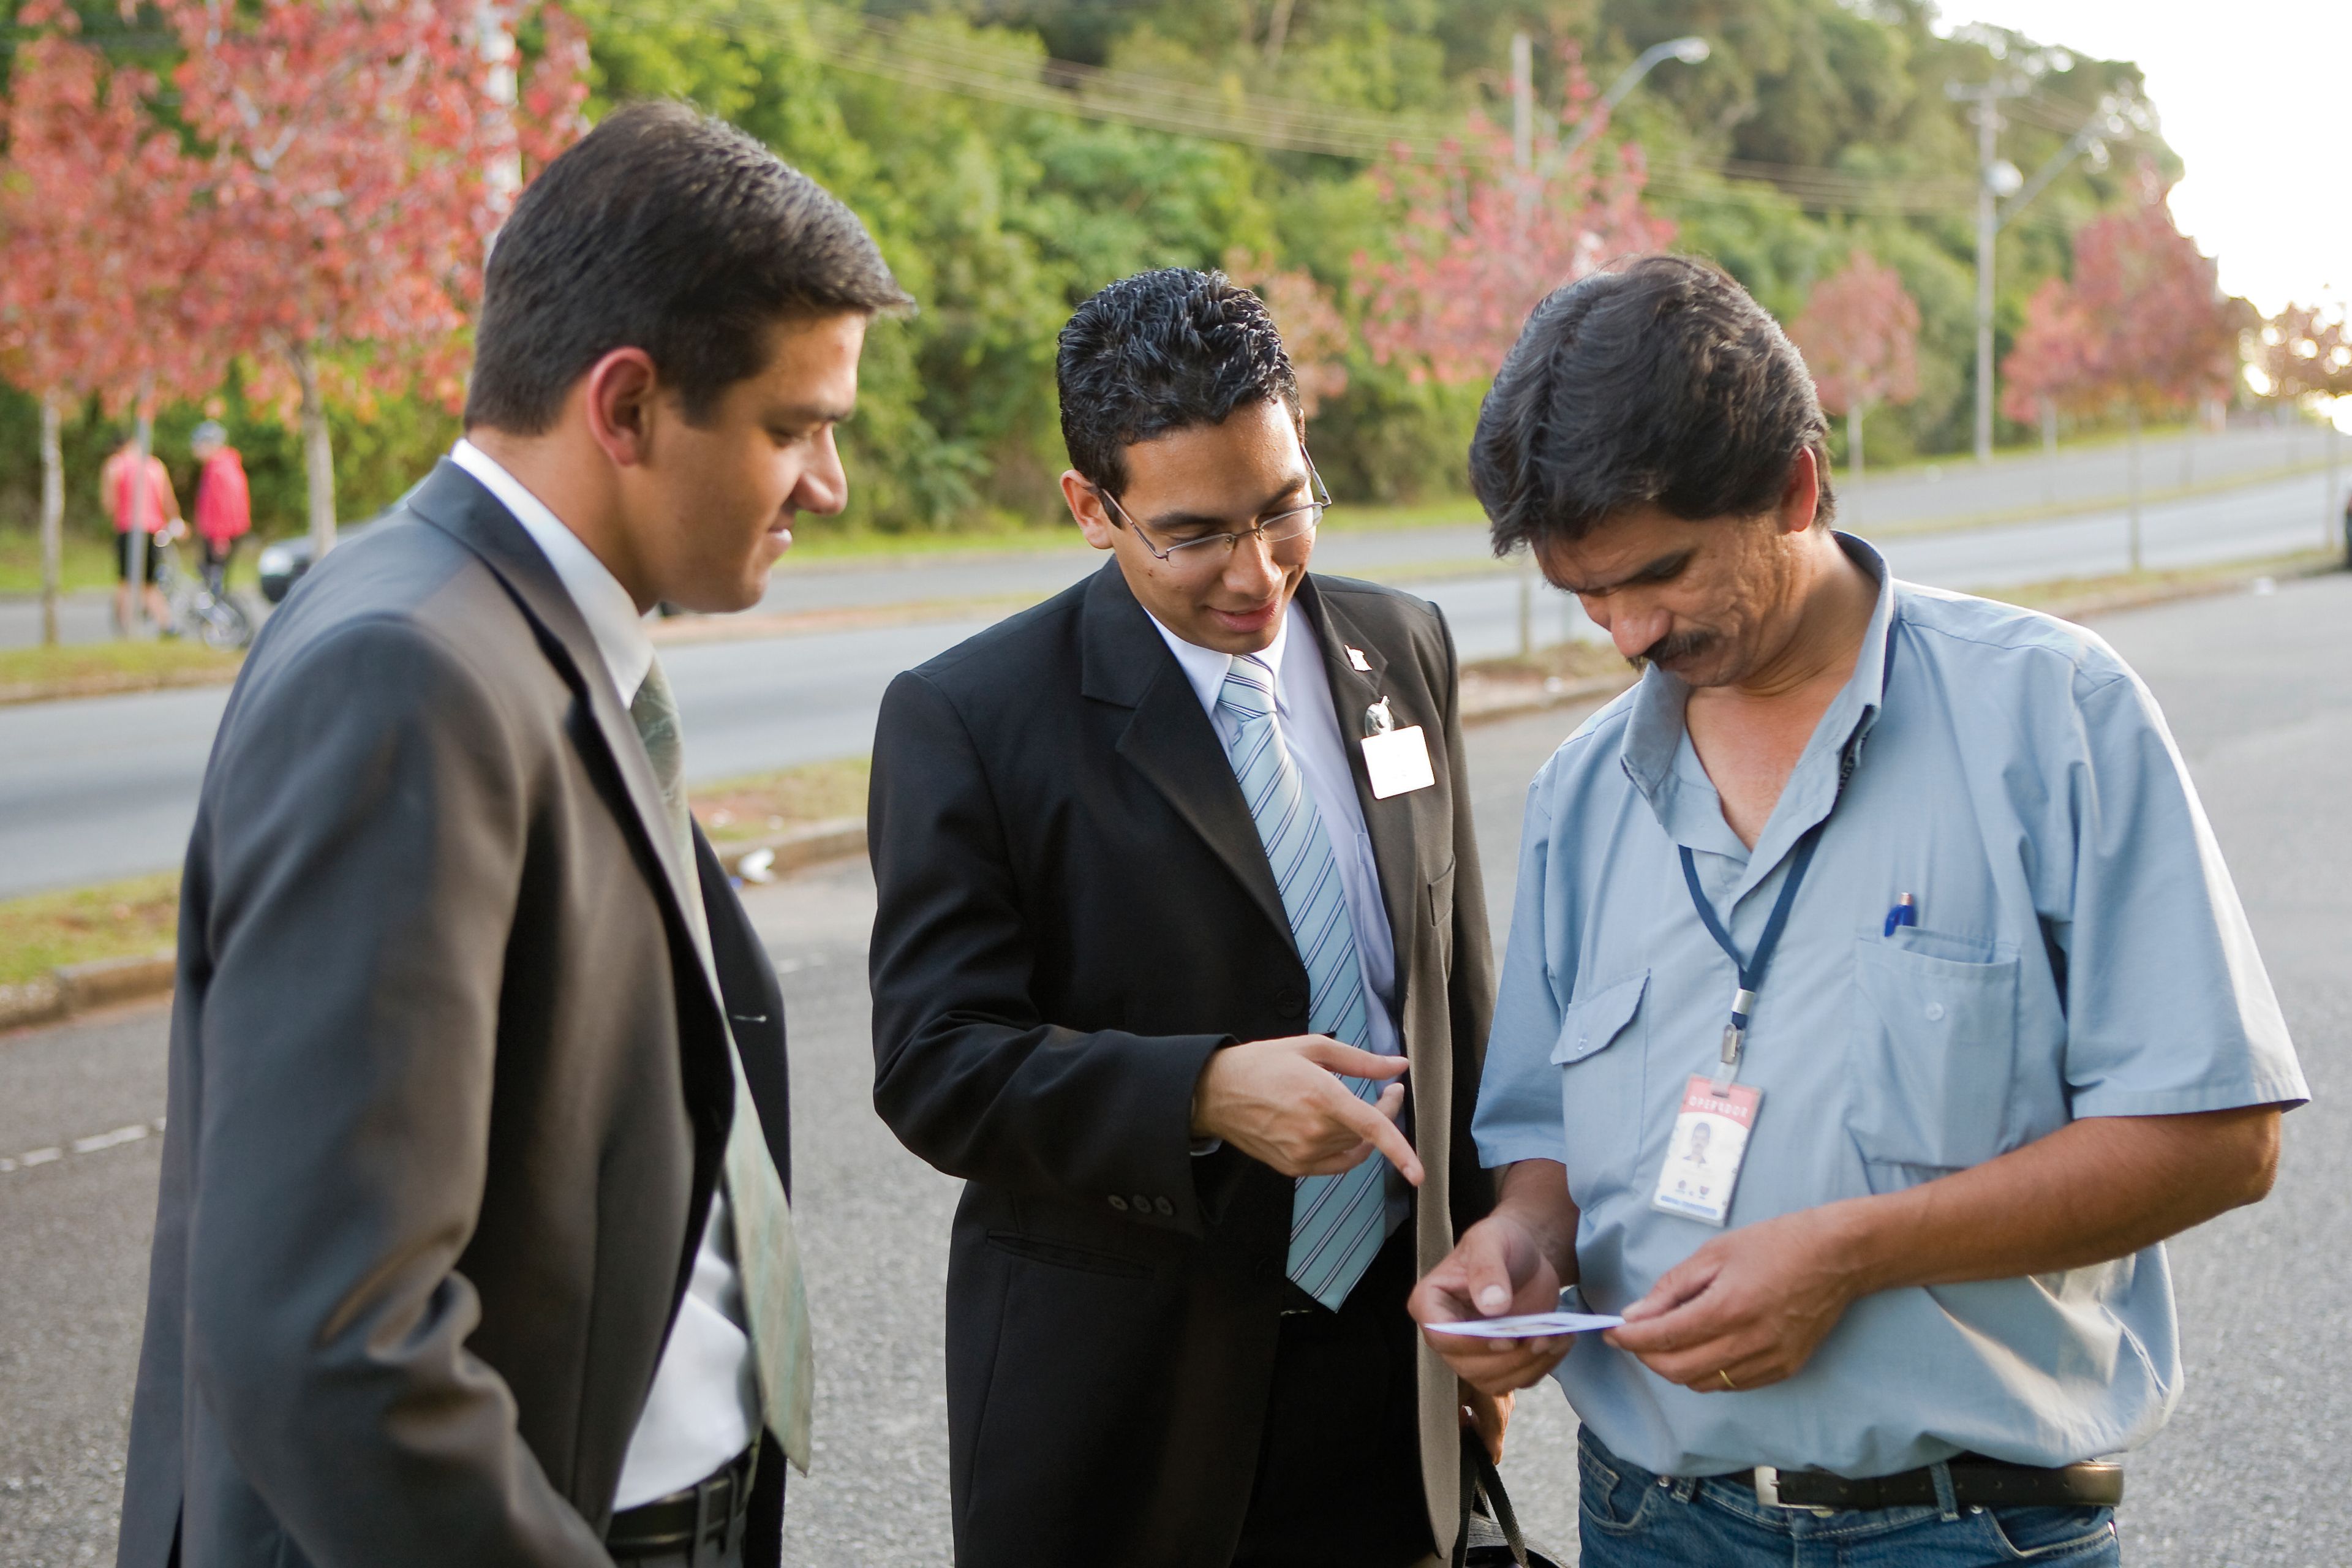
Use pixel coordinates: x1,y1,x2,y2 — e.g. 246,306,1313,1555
1650,1074,1762,1227
1362,726,1436,799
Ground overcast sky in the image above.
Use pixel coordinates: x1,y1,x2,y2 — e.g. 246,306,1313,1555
1945,0,2349,317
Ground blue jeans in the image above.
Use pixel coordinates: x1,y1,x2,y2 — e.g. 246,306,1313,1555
1577,1428,2121,1567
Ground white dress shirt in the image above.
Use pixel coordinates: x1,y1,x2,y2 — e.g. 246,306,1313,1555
450,440,760,1509
1145,597,1405,1050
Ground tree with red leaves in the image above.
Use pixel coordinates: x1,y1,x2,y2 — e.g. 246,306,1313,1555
1352,51,1672,388
0,6,219,642
2000,276,2093,481
157,0,587,557
1789,249,1920,499
1998,187,2242,566
2255,302,2352,539
1224,249,1349,417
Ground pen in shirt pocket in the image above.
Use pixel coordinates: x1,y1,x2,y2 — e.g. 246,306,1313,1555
1884,892,1918,938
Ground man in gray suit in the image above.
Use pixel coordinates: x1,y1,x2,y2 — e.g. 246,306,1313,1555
117,102,907,1567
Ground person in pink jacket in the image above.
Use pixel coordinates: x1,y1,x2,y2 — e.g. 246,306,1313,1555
101,437,181,634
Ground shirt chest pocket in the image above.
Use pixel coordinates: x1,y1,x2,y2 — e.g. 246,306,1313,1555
1848,937,2020,1180
1551,971,1649,1171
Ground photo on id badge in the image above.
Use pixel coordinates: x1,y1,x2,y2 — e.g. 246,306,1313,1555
1651,1076,1760,1227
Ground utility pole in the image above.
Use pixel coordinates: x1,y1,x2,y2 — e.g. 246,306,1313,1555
1948,78,2024,464
1948,82,2128,466
127,369,157,641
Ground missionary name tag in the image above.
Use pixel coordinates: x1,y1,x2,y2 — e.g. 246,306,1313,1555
1362,725,1436,799
1650,1074,1761,1228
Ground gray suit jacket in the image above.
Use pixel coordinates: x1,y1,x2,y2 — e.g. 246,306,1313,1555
118,462,794,1567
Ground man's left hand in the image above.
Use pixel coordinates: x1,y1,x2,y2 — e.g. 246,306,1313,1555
1605,1204,1860,1393
1460,1384,1513,1464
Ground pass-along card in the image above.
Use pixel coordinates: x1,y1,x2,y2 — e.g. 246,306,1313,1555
1362,725,1436,799
1426,1311,1624,1340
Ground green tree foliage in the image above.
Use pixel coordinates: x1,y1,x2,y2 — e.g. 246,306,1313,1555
0,0,2182,541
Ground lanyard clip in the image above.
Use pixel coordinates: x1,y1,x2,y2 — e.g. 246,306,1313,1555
1712,1022,1744,1094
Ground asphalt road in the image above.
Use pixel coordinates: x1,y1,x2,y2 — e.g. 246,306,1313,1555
1,423,2332,654
6,456,2348,902
2,569,2347,1564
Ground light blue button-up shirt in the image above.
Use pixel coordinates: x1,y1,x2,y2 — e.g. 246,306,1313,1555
1474,533,2306,1480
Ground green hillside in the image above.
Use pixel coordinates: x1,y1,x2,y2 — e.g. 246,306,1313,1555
0,0,2179,541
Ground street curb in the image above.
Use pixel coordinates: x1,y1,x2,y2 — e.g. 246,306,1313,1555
0,831,872,1038
711,817,867,884
1460,673,1635,728
0,951,175,1034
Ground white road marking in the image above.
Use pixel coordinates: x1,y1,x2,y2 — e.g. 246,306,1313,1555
1,1117,164,1177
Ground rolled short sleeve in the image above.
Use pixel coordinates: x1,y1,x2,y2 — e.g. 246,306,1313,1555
2059,670,2307,1117
1473,767,1576,1169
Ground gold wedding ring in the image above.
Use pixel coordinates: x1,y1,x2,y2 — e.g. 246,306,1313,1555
1716,1368,1738,1391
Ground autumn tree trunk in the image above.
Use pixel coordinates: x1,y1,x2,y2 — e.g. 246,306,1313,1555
39,388,63,647
292,342,338,557
2127,407,2143,573
2041,398,2058,505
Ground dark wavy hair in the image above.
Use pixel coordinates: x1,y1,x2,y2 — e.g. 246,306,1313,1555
1056,268,1300,496
1470,255,1834,554
467,101,911,434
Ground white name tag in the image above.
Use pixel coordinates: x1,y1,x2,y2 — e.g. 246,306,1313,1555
1362,725,1436,799
1650,1074,1762,1228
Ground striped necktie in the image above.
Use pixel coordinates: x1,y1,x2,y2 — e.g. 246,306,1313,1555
1216,655,1393,1311
631,656,815,1472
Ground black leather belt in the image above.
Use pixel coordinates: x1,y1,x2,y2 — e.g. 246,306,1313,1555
1726,1456,2123,1512
606,1444,758,1564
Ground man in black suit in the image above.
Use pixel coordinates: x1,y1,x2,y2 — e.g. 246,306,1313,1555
869,269,1499,1567
117,103,908,1568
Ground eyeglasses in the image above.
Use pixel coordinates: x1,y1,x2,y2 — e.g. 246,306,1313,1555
1094,456,1331,573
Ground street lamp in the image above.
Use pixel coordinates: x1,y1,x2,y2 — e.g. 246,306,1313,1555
1557,36,1711,162
1508,31,1711,654
1949,62,2139,462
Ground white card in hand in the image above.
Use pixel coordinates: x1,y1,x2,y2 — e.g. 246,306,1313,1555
1362,725,1436,799
1426,1311,1624,1339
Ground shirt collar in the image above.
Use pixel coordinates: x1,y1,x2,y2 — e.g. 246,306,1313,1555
1623,531,1898,884
1145,595,1297,719
451,439,655,709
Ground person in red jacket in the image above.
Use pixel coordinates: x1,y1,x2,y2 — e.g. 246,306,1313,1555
190,421,251,597
101,437,181,635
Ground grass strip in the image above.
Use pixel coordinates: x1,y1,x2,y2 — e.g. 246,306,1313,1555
0,873,181,989
0,760,873,987
0,640,245,706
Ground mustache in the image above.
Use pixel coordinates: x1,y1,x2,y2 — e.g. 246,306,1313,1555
1631,628,1716,669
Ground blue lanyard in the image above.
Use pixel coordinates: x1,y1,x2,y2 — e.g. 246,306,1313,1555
1679,822,1826,1088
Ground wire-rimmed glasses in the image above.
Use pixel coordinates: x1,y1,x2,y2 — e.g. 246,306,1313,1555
1094,456,1331,573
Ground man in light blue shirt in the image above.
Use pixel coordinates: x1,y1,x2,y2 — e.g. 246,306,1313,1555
1410,256,2305,1566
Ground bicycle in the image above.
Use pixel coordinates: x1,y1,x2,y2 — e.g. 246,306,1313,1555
153,531,257,651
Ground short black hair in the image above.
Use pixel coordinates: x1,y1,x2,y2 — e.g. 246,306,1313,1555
1469,255,1833,554
1056,268,1300,496
466,100,910,433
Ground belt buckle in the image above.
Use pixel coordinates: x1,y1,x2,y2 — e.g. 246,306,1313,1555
1751,1466,1834,1517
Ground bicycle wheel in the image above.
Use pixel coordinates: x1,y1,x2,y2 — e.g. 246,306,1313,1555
197,594,255,651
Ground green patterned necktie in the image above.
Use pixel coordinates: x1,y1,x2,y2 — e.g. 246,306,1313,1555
630,655,815,1472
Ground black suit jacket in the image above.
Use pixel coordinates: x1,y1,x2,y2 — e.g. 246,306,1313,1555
118,462,794,1568
869,564,1496,1567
